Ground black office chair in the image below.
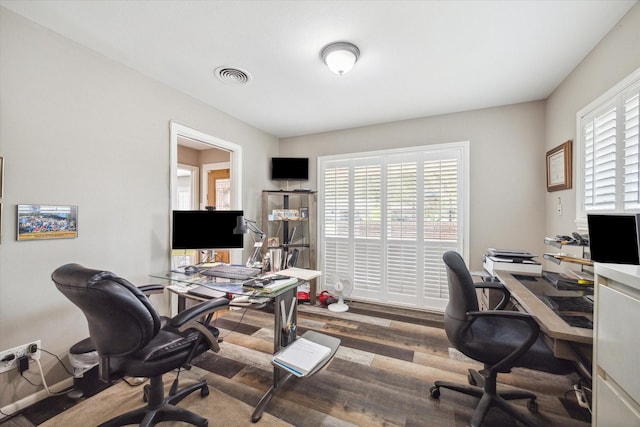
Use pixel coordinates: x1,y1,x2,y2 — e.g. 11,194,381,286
52,263,230,427
430,251,574,427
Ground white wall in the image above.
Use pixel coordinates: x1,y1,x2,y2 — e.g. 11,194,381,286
545,3,640,265
0,8,277,407
280,101,548,270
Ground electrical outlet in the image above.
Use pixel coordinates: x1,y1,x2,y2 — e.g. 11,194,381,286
0,340,41,374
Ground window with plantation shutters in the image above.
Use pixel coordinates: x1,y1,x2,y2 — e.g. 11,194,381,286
319,143,467,310
577,69,640,228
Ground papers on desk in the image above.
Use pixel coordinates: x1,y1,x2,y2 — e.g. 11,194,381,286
263,276,298,293
272,337,332,377
278,267,322,281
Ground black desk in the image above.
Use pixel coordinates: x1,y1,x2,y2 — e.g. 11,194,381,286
494,271,593,377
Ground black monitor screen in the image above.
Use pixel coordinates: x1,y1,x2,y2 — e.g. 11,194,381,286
587,213,640,265
271,157,309,181
172,210,244,250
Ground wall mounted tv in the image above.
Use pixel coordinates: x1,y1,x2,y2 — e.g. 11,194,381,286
587,213,640,265
172,210,244,250
271,157,309,181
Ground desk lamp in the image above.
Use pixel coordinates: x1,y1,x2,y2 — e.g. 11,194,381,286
233,216,266,267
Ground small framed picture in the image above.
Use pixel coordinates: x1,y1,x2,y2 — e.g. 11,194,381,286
267,237,280,247
17,204,78,241
299,207,309,219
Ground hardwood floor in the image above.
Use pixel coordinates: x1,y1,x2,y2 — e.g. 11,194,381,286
192,301,591,427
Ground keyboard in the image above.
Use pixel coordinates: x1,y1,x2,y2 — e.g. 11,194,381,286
200,264,262,280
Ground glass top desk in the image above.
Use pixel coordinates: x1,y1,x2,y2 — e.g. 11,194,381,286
494,270,593,377
149,270,340,423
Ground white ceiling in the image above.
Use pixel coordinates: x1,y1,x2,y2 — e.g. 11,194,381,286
1,0,636,138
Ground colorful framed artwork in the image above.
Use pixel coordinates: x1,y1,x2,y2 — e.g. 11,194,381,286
17,204,78,241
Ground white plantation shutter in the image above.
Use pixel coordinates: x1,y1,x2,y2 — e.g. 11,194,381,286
319,143,466,310
578,70,640,224
423,157,459,301
624,89,640,210
353,163,383,294
583,103,617,211
323,165,350,280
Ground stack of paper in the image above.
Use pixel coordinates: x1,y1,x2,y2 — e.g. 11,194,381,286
272,337,331,377
278,267,322,281
261,276,298,293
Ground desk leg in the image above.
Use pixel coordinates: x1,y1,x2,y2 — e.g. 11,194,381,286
178,294,186,313
251,287,298,423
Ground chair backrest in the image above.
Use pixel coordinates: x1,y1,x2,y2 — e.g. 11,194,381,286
442,251,479,348
51,263,162,358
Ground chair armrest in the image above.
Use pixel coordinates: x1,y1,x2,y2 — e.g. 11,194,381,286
466,310,540,374
138,284,165,296
473,282,511,310
168,297,230,352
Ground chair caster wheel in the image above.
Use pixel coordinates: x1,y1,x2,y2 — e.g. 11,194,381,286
527,398,538,413
201,385,209,398
430,386,440,399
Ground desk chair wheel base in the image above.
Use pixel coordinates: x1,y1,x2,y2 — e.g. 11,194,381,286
429,378,539,426
99,376,210,427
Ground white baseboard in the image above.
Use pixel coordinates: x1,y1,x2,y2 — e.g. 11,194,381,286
0,377,74,419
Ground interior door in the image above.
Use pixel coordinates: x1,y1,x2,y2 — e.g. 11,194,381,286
208,168,231,263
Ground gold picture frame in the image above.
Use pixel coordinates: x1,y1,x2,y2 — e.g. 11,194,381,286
546,140,572,192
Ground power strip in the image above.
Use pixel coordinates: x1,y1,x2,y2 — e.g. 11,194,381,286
0,340,41,373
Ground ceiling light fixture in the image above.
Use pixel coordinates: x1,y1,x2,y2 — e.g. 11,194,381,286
321,42,360,76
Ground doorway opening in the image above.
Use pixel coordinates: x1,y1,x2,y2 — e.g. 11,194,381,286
170,122,243,266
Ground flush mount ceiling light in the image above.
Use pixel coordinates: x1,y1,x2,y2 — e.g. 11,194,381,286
214,66,252,85
321,42,360,76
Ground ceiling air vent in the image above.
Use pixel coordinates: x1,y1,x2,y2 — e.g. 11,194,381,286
214,66,252,85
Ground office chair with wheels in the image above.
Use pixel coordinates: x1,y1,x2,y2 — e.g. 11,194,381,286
52,263,230,427
430,251,574,427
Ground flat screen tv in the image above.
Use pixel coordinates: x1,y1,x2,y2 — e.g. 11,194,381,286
587,213,640,265
271,157,309,181
172,210,244,250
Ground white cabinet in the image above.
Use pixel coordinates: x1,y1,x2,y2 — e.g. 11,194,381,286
593,263,640,426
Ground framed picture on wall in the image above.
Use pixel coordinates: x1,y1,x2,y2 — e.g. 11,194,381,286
17,204,78,241
546,140,572,192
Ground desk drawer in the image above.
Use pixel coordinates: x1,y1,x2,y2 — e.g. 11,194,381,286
597,284,640,404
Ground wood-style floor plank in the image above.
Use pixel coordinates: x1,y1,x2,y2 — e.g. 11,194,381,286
193,302,591,427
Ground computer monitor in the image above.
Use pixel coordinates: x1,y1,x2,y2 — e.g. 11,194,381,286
172,210,244,250
587,213,640,265
271,157,309,181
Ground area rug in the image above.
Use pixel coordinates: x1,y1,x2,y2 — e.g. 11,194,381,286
39,368,292,426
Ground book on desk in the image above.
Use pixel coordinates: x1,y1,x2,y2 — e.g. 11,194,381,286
243,275,298,293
